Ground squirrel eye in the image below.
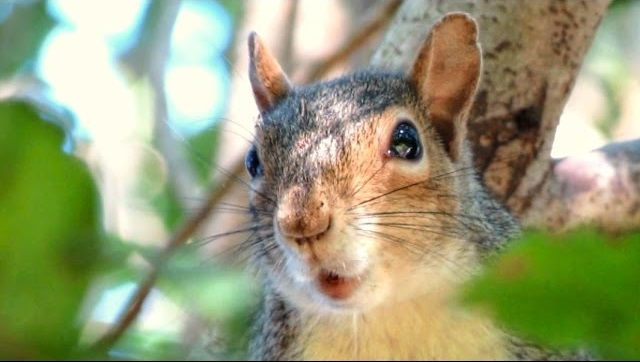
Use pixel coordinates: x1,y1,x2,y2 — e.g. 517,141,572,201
245,145,263,178
387,121,422,160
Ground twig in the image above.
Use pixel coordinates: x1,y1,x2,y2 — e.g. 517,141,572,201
90,0,184,354
91,157,246,354
121,0,203,211
300,0,402,83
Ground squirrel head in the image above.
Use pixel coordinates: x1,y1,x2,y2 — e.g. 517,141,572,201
245,13,485,313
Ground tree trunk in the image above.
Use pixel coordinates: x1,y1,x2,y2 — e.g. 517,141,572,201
371,0,639,232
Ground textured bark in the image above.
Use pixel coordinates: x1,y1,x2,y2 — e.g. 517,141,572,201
370,0,640,233
524,139,640,232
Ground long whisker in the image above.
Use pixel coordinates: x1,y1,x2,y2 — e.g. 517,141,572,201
347,177,437,211
348,158,385,200
352,210,484,233
353,227,475,279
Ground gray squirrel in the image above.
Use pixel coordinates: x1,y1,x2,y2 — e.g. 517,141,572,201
199,12,588,360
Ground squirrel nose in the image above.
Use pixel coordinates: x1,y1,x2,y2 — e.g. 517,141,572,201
276,185,331,243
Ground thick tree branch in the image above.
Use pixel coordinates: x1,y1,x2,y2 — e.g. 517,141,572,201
523,138,640,233
371,0,617,223
298,0,402,83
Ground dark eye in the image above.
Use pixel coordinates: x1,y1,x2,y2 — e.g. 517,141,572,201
245,145,263,178
387,121,422,160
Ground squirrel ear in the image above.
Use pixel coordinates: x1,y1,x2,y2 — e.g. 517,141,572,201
248,32,292,114
408,12,481,161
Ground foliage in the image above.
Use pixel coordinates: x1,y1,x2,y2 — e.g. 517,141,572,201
0,0,638,361
0,1,255,359
0,98,255,359
0,101,103,359
462,228,640,360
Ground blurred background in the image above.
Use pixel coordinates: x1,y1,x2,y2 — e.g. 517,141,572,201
0,0,638,359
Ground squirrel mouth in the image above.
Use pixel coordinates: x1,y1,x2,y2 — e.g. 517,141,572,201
317,269,361,300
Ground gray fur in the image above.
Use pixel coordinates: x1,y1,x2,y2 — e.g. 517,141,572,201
194,17,590,361
242,68,590,359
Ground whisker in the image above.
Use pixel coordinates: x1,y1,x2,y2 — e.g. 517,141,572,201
353,227,475,280
196,222,268,247
208,162,277,206
347,177,437,211
352,210,485,233
352,210,480,220
216,117,259,142
346,164,480,212
353,227,429,256
216,230,276,266
357,221,466,240
348,158,384,200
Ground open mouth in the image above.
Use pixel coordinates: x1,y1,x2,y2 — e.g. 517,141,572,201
317,269,361,300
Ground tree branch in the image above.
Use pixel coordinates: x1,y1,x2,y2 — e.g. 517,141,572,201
523,138,640,233
275,0,299,74
297,0,402,83
371,0,614,219
120,0,203,211
91,1,187,353
91,156,246,353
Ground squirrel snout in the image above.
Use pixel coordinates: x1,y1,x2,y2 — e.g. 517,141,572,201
276,186,331,244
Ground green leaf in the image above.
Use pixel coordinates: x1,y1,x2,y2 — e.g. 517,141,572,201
109,329,187,360
159,246,257,319
0,101,102,359
462,228,640,360
158,245,257,355
186,126,218,186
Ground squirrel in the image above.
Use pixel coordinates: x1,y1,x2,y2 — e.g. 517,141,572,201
197,12,589,361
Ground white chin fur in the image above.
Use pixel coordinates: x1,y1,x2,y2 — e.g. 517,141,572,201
273,258,388,315
270,226,389,314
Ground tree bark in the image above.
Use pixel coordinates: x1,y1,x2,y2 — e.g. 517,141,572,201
370,0,640,233
524,139,640,232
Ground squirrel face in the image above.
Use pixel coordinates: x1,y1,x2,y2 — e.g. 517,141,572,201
246,14,483,314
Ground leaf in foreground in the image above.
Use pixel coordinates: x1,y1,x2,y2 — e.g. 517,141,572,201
0,101,102,359
462,228,640,360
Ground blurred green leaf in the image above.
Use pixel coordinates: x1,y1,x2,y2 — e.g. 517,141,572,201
96,233,143,282
186,126,218,186
110,329,186,360
148,177,185,232
218,0,244,22
161,245,256,318
158,245,257,356
0,1,56,78
0,101,102,359
462,228,640,360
